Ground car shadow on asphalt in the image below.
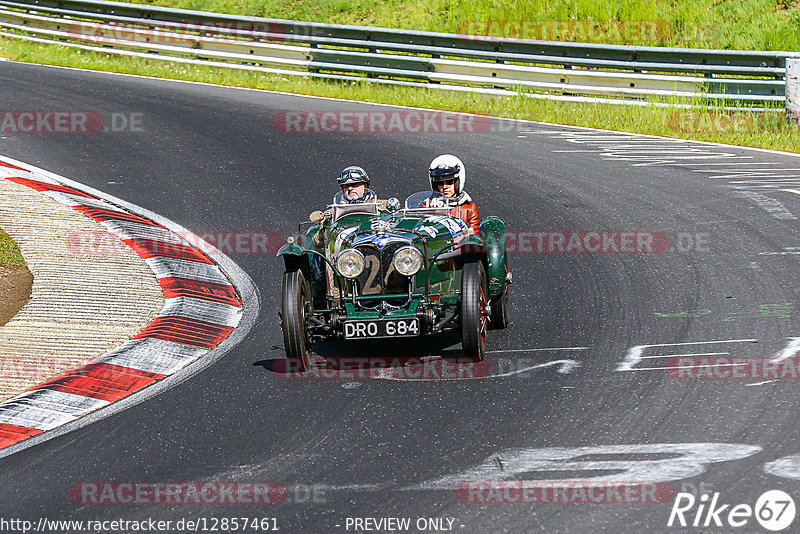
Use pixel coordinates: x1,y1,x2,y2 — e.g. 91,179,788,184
254,333,465,375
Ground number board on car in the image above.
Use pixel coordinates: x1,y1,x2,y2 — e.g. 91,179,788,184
343,318,420,339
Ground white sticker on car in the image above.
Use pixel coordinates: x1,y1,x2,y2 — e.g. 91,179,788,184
426,216,465,240
332,226,358,255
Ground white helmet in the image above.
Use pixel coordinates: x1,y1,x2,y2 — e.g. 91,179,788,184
429,154,466,195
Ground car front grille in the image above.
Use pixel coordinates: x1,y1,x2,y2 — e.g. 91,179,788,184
354,243,409,297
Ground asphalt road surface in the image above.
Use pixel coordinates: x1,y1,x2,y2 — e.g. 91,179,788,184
2,61,800,533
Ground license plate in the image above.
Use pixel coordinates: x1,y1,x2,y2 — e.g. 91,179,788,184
343,318,420,339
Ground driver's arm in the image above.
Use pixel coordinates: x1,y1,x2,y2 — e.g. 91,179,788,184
464,204,481,236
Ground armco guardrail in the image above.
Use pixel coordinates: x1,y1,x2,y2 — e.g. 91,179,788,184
788,59,800,119
1,0,798,108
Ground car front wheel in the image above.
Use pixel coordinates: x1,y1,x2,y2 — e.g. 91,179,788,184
281,269,312,373
461,261,488,361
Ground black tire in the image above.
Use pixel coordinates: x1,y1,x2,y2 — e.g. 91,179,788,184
461,261,488,361
489,256,509,330
281,269,312,373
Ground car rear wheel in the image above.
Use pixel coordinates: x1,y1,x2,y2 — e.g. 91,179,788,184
281,269,312,373
461,261,488,361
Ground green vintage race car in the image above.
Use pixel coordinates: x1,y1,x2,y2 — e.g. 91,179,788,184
277,191,510,371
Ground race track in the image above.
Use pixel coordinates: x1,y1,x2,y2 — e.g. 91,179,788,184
2,61,800,533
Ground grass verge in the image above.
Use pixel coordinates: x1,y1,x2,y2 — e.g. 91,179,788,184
0,34,799,153
0,226,31,326
0,227,26,267
120,0,800,50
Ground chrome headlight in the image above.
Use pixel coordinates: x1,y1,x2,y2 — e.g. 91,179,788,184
393,246,423,276
336,248,365,278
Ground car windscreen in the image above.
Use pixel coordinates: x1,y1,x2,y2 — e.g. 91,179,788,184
405,191,450,209
404,191,451,216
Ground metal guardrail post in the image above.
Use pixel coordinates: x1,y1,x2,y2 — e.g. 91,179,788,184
787,58,800,124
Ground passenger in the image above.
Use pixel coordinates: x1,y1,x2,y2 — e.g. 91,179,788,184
428,154,480,235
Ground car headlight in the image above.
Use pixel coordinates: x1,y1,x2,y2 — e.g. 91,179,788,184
336,249,365,278
393,246,423,276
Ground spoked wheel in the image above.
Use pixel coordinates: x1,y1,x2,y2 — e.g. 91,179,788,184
281,269,312,373
461,261,488,362
489,256,509,330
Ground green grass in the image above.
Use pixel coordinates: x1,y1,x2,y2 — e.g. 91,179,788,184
2,0,800,153
0,227,26,267
1,35,798,153
122,0,800,49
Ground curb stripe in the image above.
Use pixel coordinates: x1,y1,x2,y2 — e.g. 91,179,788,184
30,363,167,403
123,238,214,264
159,277,243,307
0,424,42,448
73,205,165,227
44,191,128,211
0,155,248,454
0,404,76,430
13,390,110,415
101,220,186,244
0,161,27,172
91,338,206,375
160,296,243,328
0,391,111,428
132,316,235,349
144,256,231,284
5,176,97,198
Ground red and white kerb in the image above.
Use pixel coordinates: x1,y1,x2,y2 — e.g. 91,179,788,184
0,159,243,450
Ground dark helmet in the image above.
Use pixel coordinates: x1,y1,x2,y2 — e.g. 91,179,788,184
429,154,465,195
338,166,370,188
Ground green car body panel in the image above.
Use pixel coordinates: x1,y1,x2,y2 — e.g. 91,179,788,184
277,193,509,341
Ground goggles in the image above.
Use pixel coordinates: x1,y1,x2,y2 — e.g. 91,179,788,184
429,164,460,184
338,168,368,186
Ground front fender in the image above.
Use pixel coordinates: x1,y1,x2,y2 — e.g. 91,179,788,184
278,242,339,275
277,243,305,257
481,216,507,297
277,242,306,271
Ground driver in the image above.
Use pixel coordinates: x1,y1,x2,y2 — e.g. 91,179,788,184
312,165,376,254
335,166,376,204
428,154,480,235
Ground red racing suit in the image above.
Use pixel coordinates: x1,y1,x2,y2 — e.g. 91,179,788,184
450,192,481,236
